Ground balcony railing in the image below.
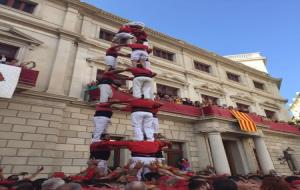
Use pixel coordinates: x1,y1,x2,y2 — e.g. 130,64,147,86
86,88,300,135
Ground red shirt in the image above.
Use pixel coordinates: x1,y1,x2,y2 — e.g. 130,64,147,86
119,26,148,42
106,46,119,57
127,67,153,77
126,43,148,51
129,99,160,111
92,141,169,154
98,71,116,84
118,25,132,33
95,102,112,112
70,167,96,181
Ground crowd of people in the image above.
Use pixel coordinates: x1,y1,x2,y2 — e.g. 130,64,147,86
0,54,36,69
1,162,300,190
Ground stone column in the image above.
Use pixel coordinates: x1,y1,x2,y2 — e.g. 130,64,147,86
69,44,89,99
254,137,275,174
47,36,74,95
208,132,231,175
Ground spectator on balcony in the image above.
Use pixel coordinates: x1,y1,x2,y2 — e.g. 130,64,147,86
7,59,19,67
0,55,6,64
175,97,183,104
126,64,156,100
194,101,201,107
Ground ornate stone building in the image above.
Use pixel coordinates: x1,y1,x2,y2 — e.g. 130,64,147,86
290,92,300,120
0,0,299,178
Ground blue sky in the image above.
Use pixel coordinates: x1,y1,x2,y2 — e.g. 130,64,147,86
82,0,300,105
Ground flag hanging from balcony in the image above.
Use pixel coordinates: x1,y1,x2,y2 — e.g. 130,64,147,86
230,110,257,132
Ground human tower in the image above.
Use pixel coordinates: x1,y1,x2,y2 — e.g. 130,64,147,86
90,22,169,176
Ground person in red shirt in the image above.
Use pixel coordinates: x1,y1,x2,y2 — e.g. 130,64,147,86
125,97,161,141
97,67,129,103
113,22,148,46
69,160,98,182
90,134,113,177
91,140,170,166
126,64,156,100
92,100,120,143
125,43,151,68
104,45,131,69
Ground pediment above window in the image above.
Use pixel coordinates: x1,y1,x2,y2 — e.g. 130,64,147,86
157,72,187,85
260,101,280,110
0,23,43,46
194,83,225,96
230,93,254,103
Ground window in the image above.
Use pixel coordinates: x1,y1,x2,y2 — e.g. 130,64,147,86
265,110,276,120
0,0,36,14
201,94,219,105
157,84,178,98
253,81,265,90
194,61,211,73
236,103,250,113
283,150,297,172
166,142,183,167
99,29,115,42
153,47,174,61
227,72,240,82
0,42,19,62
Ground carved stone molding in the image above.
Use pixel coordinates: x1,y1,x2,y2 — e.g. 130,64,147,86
230,93,255,104
194,83,225,96
157,72,188,86
0,22,43,46
259,101,280,110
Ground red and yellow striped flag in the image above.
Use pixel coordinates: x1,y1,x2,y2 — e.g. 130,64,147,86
229,110,257,132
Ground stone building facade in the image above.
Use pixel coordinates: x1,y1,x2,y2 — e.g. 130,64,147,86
290,92,300,120
0,0,299,178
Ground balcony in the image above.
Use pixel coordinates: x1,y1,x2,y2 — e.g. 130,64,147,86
86,88,300,135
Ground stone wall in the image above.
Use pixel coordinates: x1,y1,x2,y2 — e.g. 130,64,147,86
0,94,201,178
264,131,300,175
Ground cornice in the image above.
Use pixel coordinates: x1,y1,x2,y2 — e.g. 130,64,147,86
52,0,282,85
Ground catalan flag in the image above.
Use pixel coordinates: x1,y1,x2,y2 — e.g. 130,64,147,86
230,110,257,132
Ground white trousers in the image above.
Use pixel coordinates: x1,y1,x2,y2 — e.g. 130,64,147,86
131,50,149,62
104,55,117,68
132,77,153,99
112,32,134,43
99,84,112,103
97,159,109,176
131,111,154,141
92,116,111,142
144,60,151,70
152,117,159,133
